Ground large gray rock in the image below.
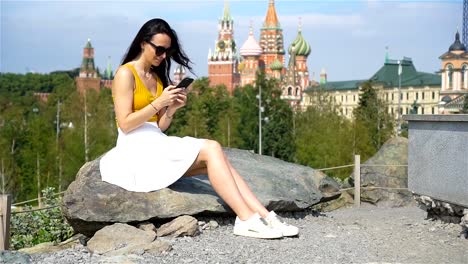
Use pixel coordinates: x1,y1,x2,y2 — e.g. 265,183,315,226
356,137,415,207
63,148,338,236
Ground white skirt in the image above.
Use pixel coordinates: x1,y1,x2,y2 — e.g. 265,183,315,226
99,122,205,192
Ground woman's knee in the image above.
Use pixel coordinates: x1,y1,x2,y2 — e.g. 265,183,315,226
200,140,223,157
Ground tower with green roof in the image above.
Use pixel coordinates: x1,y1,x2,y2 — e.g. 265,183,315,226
208,0,240,94
269,57,283,79
75,38,101,94
101,56,114,89
280,19,312,108
104,56,113,80
79,39,98,78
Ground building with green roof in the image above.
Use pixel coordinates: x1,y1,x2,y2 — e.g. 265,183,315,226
303,57,441,118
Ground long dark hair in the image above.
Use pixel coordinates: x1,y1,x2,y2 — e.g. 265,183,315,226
121,18,193,87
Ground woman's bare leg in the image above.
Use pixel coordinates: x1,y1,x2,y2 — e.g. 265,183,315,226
223,155,270,218
185,140,254,220
184,144,269,218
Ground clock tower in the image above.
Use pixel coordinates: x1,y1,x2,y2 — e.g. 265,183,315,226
208,0,240,94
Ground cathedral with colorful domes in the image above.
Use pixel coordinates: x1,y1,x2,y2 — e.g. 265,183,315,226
208,0,314,108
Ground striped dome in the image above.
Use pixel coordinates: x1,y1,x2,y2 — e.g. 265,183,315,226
270,58,283,71
288,30,311,57
240,27,263,57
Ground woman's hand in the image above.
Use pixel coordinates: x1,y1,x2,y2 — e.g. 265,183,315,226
155,85,184,108
168,89,187,111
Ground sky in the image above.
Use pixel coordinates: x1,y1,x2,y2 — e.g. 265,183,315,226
0,0,463,82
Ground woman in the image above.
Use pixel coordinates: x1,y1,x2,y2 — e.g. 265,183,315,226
100,18,298,239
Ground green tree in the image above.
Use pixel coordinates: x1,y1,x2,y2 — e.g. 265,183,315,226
295,87,354,179
233,84,260,152
0,72,120,201
259,75,295,161
353,81,394,160
214,97,242,148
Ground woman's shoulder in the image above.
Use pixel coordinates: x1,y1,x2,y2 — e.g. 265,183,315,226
114,64,135,80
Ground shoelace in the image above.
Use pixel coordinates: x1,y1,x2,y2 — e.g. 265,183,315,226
271,215,290,226
259,217,270,226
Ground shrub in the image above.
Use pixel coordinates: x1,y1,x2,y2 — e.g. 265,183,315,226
10,187,74,250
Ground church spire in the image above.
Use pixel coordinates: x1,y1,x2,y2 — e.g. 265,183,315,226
223,0,231,21
264,0,280,28
259,0,285,75
105,56,113,80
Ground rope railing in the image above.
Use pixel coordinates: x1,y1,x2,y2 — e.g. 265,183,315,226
339,186,409,192
12,190,66,207
11,205,60,215
361,164,408,167
313,155,409,208
316,164,354,171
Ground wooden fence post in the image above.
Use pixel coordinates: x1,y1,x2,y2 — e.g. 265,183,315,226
354,155,361,208
0,194,11,250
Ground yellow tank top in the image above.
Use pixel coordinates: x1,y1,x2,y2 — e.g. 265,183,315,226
124,63,163,122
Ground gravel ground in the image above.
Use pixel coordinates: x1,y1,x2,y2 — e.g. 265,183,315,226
29,206,467,264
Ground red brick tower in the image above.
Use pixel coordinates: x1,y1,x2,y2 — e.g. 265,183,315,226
208,1,240,94
75,39,101,94
259,0,285,76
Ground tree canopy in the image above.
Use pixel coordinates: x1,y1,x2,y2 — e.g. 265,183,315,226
0,72,395,201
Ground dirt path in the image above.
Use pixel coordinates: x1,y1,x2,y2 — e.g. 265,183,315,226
29,206,468,264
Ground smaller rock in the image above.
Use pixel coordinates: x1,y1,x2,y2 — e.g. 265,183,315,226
208,220,219,229
143,240,173,255
87,223,156,255
157,215,199,237
138,222,157,233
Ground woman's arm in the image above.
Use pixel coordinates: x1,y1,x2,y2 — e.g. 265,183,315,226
157,106,176,132
157,90,187,132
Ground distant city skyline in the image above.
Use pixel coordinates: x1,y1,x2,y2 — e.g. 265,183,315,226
1,0,463,82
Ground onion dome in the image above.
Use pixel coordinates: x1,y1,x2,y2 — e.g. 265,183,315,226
240,25,262,57
288,21,311,56
449,31,466,51
270,58,283,71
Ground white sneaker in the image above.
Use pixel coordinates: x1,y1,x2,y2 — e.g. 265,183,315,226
265,211,299,237
233,213,283,239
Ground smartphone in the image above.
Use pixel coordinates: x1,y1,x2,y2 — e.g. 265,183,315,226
175,77,194,89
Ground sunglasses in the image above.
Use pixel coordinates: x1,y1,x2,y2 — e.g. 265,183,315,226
146,41,173,57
